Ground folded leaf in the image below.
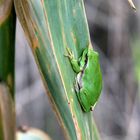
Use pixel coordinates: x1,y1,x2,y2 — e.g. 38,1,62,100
14,0,100,140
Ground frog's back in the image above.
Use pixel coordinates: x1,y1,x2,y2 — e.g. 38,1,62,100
82,49,102,106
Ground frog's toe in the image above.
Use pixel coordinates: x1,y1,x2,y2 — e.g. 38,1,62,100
65,48,74,59
66,47,72,55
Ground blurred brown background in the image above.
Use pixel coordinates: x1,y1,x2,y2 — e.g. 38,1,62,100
15,0,140,140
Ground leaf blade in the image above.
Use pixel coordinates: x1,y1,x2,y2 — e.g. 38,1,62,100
14,0,100,140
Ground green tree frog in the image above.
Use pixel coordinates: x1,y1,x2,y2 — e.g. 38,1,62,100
65,45,102,112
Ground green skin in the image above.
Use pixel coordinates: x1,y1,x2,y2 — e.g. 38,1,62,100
66,47,102,112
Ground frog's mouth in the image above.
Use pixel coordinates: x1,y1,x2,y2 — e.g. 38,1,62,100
77,53,88,90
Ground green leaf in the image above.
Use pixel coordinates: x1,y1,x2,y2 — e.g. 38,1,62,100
0,1,16,139
14,0,101,140
0,0,16,97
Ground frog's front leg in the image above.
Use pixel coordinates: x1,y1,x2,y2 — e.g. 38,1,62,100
65,47,81,73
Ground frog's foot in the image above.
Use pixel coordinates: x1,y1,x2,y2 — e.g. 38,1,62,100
64,47,74,60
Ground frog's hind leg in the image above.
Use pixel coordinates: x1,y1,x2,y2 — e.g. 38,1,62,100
77,89,91,112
